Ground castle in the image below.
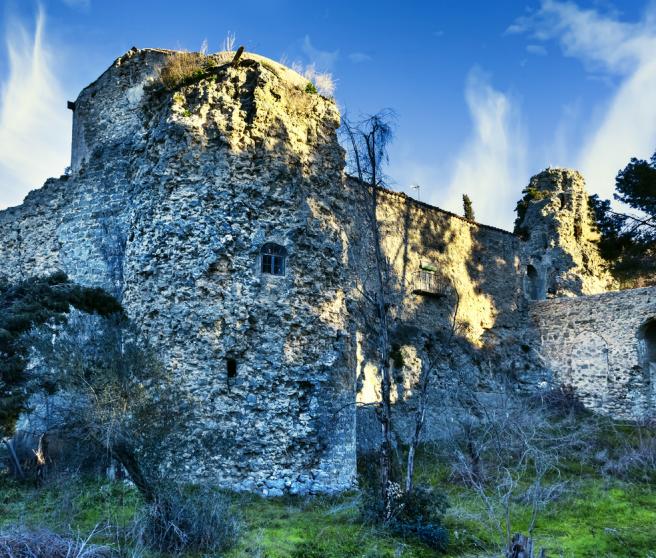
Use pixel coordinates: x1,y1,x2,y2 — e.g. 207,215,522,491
1,48,655,495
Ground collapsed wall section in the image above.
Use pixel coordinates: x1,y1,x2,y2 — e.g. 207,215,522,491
529,287,656,419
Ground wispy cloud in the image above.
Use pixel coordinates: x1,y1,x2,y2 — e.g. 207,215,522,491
0,9,71,210
510,0,656,200
526,44,547,55
436,68,526,228
301,35,338,71
348,51,371,63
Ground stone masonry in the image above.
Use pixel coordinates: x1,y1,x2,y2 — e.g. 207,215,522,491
0,48,654,493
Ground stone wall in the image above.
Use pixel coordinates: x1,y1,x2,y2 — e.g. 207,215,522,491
347,182,532,447
529,287,656,418
2,46,654,492
0,48,357,495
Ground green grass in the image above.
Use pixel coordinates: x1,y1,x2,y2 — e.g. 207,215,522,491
438,480,656,557
0,476,434,557
226,494,435,558
1,459,655,557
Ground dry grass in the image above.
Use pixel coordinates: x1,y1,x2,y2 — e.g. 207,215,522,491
291,62,336,97
132,484,241,555
159,52,211,91
0,527,112,558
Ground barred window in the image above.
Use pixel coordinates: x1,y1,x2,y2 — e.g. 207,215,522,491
261,243,287,276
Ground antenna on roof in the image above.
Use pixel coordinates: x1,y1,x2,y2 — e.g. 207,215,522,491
412,183,420,202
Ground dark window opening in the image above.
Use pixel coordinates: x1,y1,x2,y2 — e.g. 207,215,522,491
227,358,237,379
641,320,656,367
261,243,287,276
526,265,540,300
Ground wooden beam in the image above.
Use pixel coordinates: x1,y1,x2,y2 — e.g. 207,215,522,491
231,46,245,67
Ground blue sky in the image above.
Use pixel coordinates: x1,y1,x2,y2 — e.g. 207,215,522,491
1,0,655,228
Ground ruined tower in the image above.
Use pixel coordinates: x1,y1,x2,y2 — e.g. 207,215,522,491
1,48,357,494
515,168,616,299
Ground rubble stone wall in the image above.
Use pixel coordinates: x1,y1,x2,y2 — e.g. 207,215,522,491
529,287,656,418
0,49,357,495
2,48,654,493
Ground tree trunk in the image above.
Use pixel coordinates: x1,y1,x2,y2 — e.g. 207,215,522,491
111,443,156,503
370,185,395,519
506,533,545,558
405,369,428,494
4,438,25,479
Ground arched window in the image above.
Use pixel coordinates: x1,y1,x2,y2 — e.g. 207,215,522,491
261,243,287,276
639,319,656,371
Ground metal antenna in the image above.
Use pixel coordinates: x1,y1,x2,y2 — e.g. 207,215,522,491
412,183,420,202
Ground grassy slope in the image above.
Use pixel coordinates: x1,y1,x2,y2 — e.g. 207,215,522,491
1,468,654,557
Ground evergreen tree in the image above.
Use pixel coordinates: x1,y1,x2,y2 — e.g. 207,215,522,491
462,194,475,221
589,149,656,286
0,272,123,437
615,153,656,218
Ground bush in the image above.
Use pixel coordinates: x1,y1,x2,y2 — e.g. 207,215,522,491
359,483,449,552
601,432,656,482
159,52,212,90
132,484,240,555
395,485,449,525
533,384,588,417
390,485,449,551
0,527,111,558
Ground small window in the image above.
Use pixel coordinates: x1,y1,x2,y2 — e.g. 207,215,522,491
261,243,287,276
526,265,540,300
227,358,237,379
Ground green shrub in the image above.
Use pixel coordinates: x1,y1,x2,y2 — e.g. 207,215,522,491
513,186,550,237
305,81,318,94
360,482,450,552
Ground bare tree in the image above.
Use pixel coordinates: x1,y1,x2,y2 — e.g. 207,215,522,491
342,111,397,518
405,287,460,495
25,311,178,503
445,381,570,557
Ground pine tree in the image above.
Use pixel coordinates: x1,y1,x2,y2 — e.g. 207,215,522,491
462,194,475,221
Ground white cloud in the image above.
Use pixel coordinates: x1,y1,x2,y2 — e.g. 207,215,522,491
511,0,656,200
348,52,371,63
436,68,526,228
0,9,71,210
301,35,338,71
526,44,548,55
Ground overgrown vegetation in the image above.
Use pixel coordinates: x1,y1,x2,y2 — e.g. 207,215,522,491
2,408,656,558
0,274,240,557
158,51,216,90
513,187,550,239
133,484,240,554
0,526,112,558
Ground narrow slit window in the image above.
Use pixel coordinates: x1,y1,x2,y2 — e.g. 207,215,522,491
261,243,287,276
227,358,237,379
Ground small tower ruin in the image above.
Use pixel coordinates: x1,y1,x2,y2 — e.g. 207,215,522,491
515,168,616,299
